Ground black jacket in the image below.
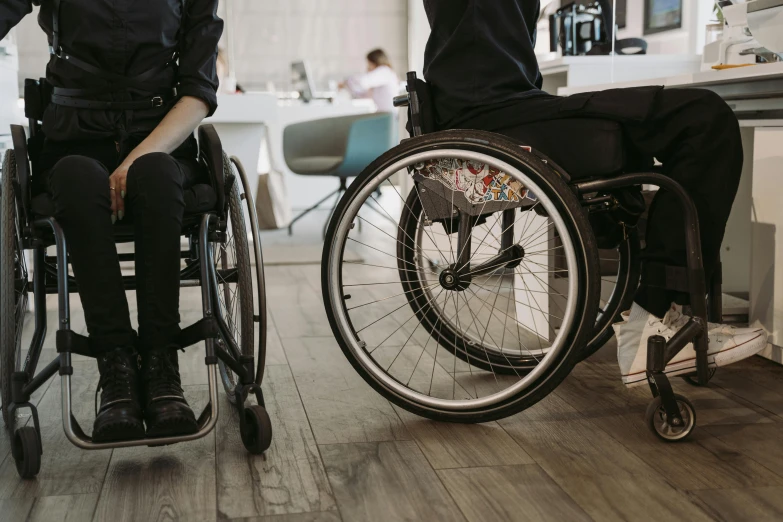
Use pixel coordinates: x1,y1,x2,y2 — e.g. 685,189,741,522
423,0,545,129
0,0,223,143
422,0,661,131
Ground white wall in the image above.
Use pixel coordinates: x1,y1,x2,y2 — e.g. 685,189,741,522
618,0,714,55
15,8,49,85
407,0,429,77
13,1,409,92
223,0,408,91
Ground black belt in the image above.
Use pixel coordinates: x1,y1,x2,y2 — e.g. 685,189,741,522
50,89,177,110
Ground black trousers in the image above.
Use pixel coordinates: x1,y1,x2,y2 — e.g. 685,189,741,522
495,88,743,317
41,137,202,352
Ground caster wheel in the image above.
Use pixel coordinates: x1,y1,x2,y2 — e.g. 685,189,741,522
645,393,696,442
682,368,717,387
12,426,42,479
241,405,272,455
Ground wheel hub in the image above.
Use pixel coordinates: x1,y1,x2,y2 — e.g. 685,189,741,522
505,244,525,269
439,267,471,292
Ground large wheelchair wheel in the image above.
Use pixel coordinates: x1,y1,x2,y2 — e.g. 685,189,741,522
1,150,29,428
399,191,641,372
214,154,267,404
322,130,600,423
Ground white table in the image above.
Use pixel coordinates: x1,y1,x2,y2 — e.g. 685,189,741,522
559,62,783,363
205,94,374,212
537,54,703,95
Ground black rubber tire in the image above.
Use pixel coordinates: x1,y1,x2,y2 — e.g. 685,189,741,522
645,393,696,443
12,426,42,479
579,230,641,361
216,155,257,405
229,156,269,389
322,130,601,423
1,150,28,429
241,405,273,455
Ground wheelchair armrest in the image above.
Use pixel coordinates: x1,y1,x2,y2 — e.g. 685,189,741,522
197,124,226,215
10,125,31,223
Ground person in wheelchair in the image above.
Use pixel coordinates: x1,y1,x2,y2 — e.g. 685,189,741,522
421,0,767,385
1,1,223,441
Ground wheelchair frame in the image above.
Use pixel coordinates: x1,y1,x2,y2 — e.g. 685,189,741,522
393,71,724,440
4,118,270,454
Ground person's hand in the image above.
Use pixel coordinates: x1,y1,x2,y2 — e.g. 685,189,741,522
109,163,130,223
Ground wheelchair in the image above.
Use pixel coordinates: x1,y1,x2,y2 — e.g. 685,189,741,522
0,84,271,479
321,72,724,442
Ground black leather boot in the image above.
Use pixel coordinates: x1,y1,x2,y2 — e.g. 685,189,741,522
140,348,198,437
93,347,145,442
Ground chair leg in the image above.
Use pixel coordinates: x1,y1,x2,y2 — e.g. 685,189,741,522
363,197,397,227
323,186,347,239
287,186,342,236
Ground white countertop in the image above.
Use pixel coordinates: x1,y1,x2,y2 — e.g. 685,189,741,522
537,53,702,74
559,61,783,95
204,93,375,124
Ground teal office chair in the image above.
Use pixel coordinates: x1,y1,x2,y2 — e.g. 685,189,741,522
283,112,396,235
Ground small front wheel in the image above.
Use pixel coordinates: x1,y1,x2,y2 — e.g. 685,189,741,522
645,393,696,442
241,405,273,455
13,426,42,479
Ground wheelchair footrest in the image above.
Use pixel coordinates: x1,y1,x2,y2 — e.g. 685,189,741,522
177,317,219,349
55,330,95,358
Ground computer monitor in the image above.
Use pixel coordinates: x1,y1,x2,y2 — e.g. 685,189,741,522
291,61,317,103
644,0,682,35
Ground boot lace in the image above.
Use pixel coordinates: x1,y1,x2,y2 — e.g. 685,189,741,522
94,350,137,416
144,351,184,402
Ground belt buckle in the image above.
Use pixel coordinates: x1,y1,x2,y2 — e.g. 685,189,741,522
151,96,164,108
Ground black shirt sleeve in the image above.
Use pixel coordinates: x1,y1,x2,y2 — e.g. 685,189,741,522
177,0,223,117
0,0,33,41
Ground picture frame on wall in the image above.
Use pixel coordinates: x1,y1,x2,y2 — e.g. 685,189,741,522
644,0,683,35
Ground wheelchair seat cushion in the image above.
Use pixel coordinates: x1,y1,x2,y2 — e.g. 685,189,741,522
31,183,218,217
498,118,631,179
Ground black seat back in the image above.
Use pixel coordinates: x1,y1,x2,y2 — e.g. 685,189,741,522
404,73,437,137
197,124,228,217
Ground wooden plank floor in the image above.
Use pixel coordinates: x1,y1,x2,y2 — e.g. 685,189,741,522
4,213,783,521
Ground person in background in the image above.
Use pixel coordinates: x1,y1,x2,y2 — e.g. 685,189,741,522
340,48,400,112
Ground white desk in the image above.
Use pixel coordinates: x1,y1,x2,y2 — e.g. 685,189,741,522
559,62,783,363
204,94,374,211
537,54,702,95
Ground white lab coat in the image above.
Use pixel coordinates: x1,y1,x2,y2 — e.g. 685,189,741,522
345,65,401,112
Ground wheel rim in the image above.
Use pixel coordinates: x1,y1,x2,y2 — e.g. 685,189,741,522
325,149,581,411
216,184,253,397
408,191,551,370
653,400,695,441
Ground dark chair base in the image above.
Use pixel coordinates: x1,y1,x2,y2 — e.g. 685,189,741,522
288,177,348,238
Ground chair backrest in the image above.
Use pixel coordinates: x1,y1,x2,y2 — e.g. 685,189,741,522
402,72,437,137
197,125,227,216
334,112,396,177
283,112,396,177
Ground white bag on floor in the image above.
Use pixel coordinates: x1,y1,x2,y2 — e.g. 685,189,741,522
255,168,291,230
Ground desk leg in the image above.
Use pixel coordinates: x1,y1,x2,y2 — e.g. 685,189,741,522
749,127,783,364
